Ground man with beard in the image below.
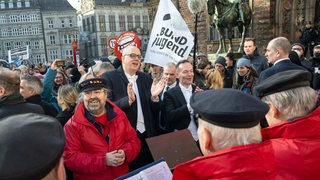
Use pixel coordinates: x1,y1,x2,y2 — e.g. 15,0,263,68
102,45,166,170
63,77,141,180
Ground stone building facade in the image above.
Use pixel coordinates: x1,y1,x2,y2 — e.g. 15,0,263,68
40,0,78,62
0,0,77,64
0,0,44,63
147,0,320,59
78,0,150,60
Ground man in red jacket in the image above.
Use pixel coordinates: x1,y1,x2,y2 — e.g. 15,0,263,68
256,69,320,179
172,89,276,179
63,77,141,180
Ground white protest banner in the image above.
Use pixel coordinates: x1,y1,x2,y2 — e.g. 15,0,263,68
144,0,194,67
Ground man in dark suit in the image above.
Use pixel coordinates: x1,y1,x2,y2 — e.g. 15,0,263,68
159,62,179,133
164,60,202,142
258,37,308,83
101,45,165,170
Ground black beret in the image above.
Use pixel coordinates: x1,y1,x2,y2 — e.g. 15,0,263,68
190,89,269,128
78,77,106,92
255,70,311,98
0,113,65,180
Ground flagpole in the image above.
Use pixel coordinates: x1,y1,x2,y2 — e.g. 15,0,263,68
144,0,194,67
187,0,207,77
193,13,198,77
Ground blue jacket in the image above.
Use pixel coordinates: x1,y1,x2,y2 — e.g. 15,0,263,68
41,68,61,112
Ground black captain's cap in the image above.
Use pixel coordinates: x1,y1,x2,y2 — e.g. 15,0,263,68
190,89,269,128
0,113,65,180
255,70,311,98
78,77,106,92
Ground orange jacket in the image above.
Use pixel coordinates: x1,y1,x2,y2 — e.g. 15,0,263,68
64,101,140,180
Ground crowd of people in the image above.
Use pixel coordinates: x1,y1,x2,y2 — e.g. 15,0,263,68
1,35,320,179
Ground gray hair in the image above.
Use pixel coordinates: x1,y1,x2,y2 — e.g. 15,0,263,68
199,119,262,151
165,62,177,69
89,61,115,76
261,86,317,119
21,75,44,94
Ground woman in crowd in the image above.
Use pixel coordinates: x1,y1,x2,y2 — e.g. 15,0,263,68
214,56,233,88
56,84,78,180
56,84,79,126
225,52,236,77
194,60,211,90
41,59,69,112
206,69,224,90
232,57,258,95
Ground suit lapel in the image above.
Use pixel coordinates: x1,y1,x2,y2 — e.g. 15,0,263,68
117,66,129,84
174,85,187,105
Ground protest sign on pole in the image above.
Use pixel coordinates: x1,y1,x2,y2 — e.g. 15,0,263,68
144,0,194,67
114,32,141,60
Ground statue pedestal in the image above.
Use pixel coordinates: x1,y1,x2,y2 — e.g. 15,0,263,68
207,52,243,64
232,52,243,59
206,38,243,54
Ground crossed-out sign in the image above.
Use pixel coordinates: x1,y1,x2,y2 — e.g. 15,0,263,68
114,31,141,60
108,38,117,49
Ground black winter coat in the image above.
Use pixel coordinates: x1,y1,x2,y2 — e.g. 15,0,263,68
0,93,44,119
26,95,58,117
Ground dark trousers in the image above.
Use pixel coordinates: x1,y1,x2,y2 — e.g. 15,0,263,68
129,131,154,171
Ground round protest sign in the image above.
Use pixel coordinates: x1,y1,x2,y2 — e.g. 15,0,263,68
114,31,141,60
108,38,117,49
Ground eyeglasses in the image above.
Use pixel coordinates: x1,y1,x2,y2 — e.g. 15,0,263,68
123,53,141,59
292,48,302,51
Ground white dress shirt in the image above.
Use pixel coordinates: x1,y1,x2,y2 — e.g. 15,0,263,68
125,73,145,133
179,84,198,141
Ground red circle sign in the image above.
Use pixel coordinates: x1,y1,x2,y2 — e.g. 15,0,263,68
114,31,141,60
108,38,117,49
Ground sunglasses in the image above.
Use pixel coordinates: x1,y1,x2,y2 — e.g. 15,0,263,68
123,53,141,59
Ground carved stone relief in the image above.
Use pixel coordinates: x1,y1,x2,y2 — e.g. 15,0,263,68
275,0,316,41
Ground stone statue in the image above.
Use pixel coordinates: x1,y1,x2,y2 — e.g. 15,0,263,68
208,0,252,54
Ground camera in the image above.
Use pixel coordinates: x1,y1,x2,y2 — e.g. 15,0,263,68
56,60,65,67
